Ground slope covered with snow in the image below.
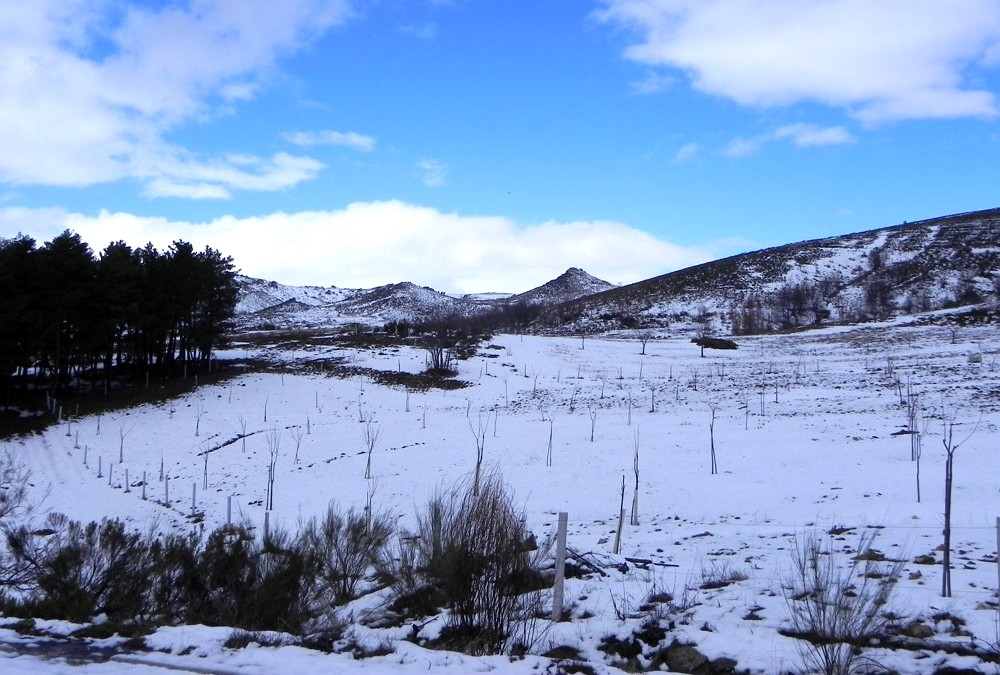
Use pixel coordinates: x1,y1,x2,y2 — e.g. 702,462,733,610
556,208,1000,334
3,319,999,673
510,267,615,305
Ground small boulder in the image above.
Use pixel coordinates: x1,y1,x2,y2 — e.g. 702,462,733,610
904,621,934,639
666,644,708,673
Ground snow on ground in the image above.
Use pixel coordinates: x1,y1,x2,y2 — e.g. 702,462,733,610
3,320,1000,673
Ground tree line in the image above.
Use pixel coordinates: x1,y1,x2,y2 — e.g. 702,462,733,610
0,231,238,399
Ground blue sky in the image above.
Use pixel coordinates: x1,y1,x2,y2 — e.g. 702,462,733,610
2,1,1000,293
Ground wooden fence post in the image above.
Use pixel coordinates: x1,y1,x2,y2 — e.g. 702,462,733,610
551,512,568,621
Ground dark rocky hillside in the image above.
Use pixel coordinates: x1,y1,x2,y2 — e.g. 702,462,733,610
508,267,615,306
549,209,1000,334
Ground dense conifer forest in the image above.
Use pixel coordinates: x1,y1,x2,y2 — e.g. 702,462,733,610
0,231,238,402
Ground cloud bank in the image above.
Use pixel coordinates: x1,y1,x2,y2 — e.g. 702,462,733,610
0,201,738,294
600,0,1000,122
0,1,352,197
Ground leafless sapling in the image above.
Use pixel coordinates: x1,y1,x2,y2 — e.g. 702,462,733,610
238,414,247,452
469,411,489,494
941,414,980,597
708,404,719,475
363,420,381,481
630,428,640,526
589,407,597,442
291,425,305,463
194,400,205,437
265,427,280,511
118,422,133,463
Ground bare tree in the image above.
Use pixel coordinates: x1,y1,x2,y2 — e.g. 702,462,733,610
708,403,719,475
194,400,204,437
941,414,980,597
363,420,381,480
265,427,280,511
630,428,640,526
291,425,306,464
118,422,133,463
469,411,489,494
638,331,653,356
238,414,248,452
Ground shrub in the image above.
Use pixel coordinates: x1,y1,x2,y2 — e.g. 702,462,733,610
391,470,544,655
783,531,904,675
301,502,394,605
0,450,30,522
186,524,310,633
2,515,155,622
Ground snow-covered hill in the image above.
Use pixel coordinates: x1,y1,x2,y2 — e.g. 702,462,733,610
508,267,615,305
554,209,1000,334
235,275,356,315
233,268,614,330
4,320,1000,673
236,209,1000,336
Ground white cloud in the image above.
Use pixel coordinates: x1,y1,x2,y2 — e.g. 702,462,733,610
672,142,700,163
723,137,764,158
0,1,351,194
599,0,1000,122
400,22,438,40
417,159,449,188
283,130,376,151
773,123,854,148
138,151,325,200
0,201,739,294
725,123,854,157
631,71,675,94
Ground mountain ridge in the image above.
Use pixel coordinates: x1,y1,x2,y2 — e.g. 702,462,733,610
233,208,1000,334
549,208,1000,334
233,267,612,330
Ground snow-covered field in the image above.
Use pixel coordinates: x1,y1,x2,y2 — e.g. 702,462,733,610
3,318,999,673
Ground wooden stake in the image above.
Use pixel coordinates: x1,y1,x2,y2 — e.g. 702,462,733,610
551,512,568,621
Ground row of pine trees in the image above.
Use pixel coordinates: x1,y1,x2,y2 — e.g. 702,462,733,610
0,230,238,397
